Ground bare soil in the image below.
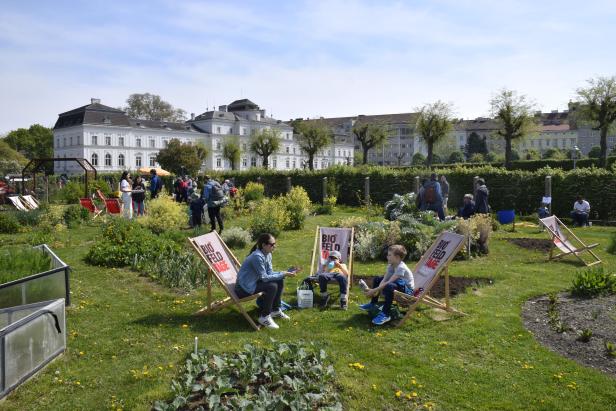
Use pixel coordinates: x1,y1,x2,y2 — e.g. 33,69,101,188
522,293,616,378
507,238,554,253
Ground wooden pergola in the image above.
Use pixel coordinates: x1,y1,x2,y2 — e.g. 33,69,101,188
22,158,97,198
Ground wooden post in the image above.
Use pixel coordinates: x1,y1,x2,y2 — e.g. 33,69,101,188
286,176,292,193
444,266,450,309
545,175,552,214
322,177,328,205
414,176,420,194
364,177,370,205
473,176,480,197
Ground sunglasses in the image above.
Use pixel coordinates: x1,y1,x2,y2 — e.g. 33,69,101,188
267,242,276,247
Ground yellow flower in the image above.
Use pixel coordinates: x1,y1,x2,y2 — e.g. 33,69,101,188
181,324,189,329
411,392,418,397
376,332,383,337
439,341,448,346
372,384,377,390
395,390,402,397
75,381,81,385
79,351,84,356
411,379,417,385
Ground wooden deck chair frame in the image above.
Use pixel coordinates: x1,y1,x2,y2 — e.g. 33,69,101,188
79,198,103,219
189,231,263,331
539,216,601,267
95,189,107,202
8,196,29,212
20,194,40,210
393,231,466,328
308,226,355,297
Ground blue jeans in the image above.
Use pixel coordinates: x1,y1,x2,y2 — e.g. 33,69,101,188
318,272,348,294
570,211,588,227
370,276,412,315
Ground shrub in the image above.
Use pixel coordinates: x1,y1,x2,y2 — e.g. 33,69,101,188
571,266,616,298
14,209,43,226
243,181,265,202
282,186,312,229
153,340,341,411
63,204,89,228
136,250,208,290
385,193,419,221
138,195,186,234
354,221,401,261
58,180,85,204
0,212,20,234
331,216,368,229
221,226,252,249
248,198,290,239
455,213,493,256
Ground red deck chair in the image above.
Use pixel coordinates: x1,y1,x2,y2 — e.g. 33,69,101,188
104,198,122,215
96,189,108,202
79,198,103,219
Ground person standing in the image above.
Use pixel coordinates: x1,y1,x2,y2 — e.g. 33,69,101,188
571,195,590,227
119,171,132,219
474,178,490,214
201,175,225,233
132,175,146,216
440,175,450,213
149,169,162,199
420,173,445,220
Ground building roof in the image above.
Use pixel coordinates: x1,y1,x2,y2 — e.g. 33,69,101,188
193,110,239,121
541,124,571,132
228,99,259,111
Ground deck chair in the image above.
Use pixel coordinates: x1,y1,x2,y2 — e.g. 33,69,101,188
104,198,122,215
539,216,601,267
95,189,108,202
308,226,355,297
393,231,466,327
20,195,40,210
8,196,29,211
79,198,103,219
189,231,263,331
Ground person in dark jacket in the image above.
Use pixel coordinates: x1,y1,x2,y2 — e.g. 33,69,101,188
420,173,445,220
474,178,490,214
149,169,162,199
201,175,225,233
457,194,476,219
189,193,206,228
131,175,146,216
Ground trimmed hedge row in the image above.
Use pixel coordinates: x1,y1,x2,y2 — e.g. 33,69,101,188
404,156,616,171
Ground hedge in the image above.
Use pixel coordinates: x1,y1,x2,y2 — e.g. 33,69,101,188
403,156,616,172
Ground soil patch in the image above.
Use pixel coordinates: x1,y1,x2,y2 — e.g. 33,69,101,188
522,293,616,378
354,275,493,299
507,238,553,253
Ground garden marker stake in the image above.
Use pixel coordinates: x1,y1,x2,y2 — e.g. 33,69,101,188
194,337,198,355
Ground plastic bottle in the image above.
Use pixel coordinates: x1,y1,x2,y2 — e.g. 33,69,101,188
327,261,335,270
358,279,369,291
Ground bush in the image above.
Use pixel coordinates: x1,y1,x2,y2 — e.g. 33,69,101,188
282,186,312,230
248,198,290,239
136,250,208,290
571,266,616,298
0,212,21,234
137,195,186,234
384,193,418,220
58,180,85,204
14,209,43,227
63,204,89,228
331,216,368,229
221,226,252,249
243,181,265,202
354,221,401,261
153,340,341,411
455,213,493,256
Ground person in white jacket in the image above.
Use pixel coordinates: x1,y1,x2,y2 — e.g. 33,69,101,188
570,195,590,227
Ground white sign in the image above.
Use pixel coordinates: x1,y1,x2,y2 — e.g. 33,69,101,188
415,232,465,290
540,216,576,253
319,227,351,266
192,232,238,286
542,196,552,205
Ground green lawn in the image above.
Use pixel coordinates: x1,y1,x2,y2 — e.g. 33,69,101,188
2,209,616,410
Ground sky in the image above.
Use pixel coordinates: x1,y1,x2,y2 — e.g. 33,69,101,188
1,0,615,134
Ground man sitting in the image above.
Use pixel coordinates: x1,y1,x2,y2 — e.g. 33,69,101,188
571,195,590,227
457,194,475,219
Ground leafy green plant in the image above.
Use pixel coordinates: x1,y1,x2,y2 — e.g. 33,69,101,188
58,180,85,204
63,204,90,228
282,186,312,229
138,195,186,234
243,181,265,202
248,198,290,239
384,192,418,220
136,250,208,290
221,226,252,249
14,209,43,227
0,212,20,234
0,247,51,284
605,341,616,358
571,266,616,297
153,340,342,411
577,329,593,342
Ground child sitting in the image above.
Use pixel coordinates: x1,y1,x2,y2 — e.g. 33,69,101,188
318,250,350,310
360,245,414,325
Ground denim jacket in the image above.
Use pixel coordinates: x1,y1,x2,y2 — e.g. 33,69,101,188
236,249,285,294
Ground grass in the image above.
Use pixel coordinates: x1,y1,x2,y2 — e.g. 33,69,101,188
1,208,616,410
0,247,51,284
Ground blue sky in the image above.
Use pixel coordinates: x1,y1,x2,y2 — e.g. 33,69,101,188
1,0,615,133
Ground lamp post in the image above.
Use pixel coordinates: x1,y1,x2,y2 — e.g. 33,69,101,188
572,145,579,169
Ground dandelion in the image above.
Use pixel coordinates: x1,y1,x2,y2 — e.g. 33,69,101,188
395,390,402,398
521,363,534,369
411,392,418,397
79,351,84,356
372,384,377,390
411,378,417,385
439,341,448,346
567,381,577,390
75,381,81,385
376,332,383,337
348,362,365,370
181,324,189,329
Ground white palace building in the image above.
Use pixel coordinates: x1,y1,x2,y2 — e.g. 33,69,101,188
53,98,354,174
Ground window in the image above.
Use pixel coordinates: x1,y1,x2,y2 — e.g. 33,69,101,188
242,158,247,167
105,135,111,145
273,158,277,168
118,136,124,147
56,138,59,147
163,140,168,148
216,157,221,167
286,146,290,154
92,135,98,145
293,147,296,154
292,159,296,169
217,126,221,134
105,153,112,166
149,156,156,167
251,157,257,167
242,143,247,151
91,153,98,166
286,158,290,169
241,128,246,136
63,137,66,147
77,136,80,145
228,128,233,134
118,154,125,167
337,150,340,156
149,138,155,148
136,137,142,147
69,137,73,146
135,155,142,167
216,141,221,150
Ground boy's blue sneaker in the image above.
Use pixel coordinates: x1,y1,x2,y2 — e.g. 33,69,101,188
372,312,391,325
359,302,378,311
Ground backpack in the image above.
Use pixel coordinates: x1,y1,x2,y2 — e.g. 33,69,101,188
210,182,225,201
424,185,436,203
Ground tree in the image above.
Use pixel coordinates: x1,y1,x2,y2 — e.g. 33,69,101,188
4,124,54,173
222,138,241,170
124,93,187,122
469,153,484,163
295,120,333,170
588,146,602,158
249,128,281,169
0,139,28,176
415,101,454,168
411,152,426,166
352,122,390,165
465,132,488,158
524,149,541,160
490,89,539,169
447,150,465,164
156,139,207,175
575,76,616,168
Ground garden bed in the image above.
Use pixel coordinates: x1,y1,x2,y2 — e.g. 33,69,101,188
522,293,616,378
354,275,493,299
507,238,553,253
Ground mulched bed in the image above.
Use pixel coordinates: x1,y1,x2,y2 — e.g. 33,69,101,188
507,238,554,253
522,293,616,378
354,275,493,299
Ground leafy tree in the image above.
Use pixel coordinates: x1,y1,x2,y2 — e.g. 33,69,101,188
123,93,187,122
0,140,28,176
490,89,539,168
465,132,488,158
4,124,54,173
222,138,241,170
431,153,443,164
295,120,333,170
249,128,281,169
524,149,541,160
588,146,602,158
352,122,390,165
411,152,426,166
576,76,616,168
469,153,484,163
484,151,498,162
447,150,465,164
156,139,207,175
541,148,566,160
415,101,454,168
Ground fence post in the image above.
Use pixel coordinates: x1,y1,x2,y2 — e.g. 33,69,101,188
545,175,552,214
414,176,420,194
364,177,370,205
322,177,328,204
286,176,292,193
473,176,480,196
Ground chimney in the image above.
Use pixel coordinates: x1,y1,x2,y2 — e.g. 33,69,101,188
218,105,227,112
190,113,195,120
91,98,101,104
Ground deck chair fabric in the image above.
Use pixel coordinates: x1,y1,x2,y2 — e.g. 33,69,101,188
539,216,601,266
189,231,262,331
20,195,40,210
104,198,122,214
79,198,103,219
8,196,29,211
393,231,466,327
308,227,354,295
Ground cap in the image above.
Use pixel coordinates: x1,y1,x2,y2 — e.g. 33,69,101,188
329,250,342,260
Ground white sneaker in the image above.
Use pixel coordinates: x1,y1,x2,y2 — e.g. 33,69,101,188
272,309,290,320
258,315,279,329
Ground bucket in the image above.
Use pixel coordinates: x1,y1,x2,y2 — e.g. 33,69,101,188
497,210,515,224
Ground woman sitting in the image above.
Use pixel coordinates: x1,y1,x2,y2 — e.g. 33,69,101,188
235,233,297,329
